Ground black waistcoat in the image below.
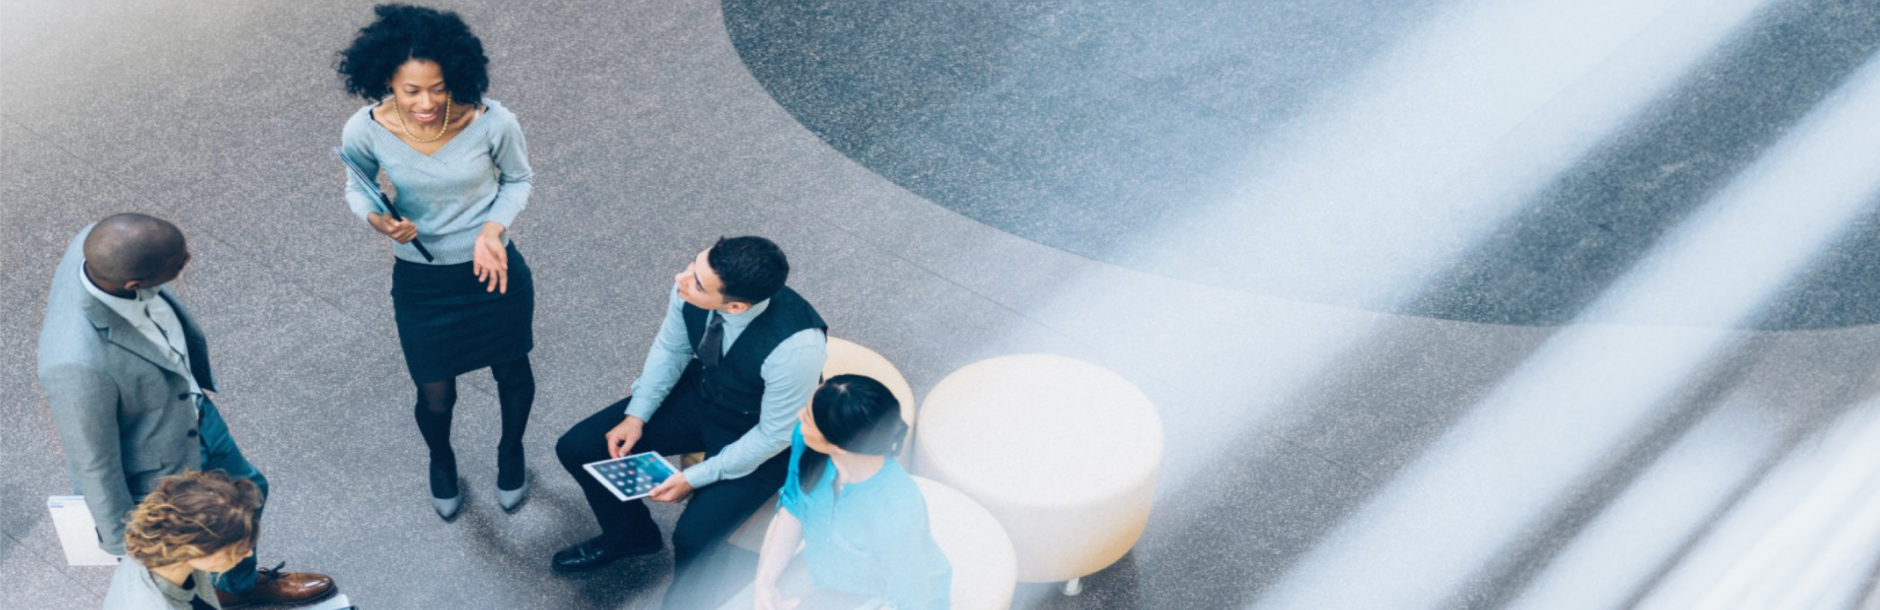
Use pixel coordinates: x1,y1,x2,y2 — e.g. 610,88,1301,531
682,287,827,415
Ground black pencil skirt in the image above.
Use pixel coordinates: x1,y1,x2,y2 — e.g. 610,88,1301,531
392,242,535,383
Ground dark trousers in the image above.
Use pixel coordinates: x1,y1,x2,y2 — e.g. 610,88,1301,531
555,376,789,610
198,398,268,593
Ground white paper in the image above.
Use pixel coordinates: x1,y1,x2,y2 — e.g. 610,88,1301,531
46,496,119,566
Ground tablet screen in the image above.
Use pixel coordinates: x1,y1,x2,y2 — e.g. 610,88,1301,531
582,452,680,501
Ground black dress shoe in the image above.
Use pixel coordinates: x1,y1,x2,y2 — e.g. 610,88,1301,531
551,536,661,573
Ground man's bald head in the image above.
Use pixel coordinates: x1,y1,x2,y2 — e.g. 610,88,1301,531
83,213,188,288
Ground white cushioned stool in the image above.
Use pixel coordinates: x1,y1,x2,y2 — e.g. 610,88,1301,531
914,354,1162,594
914,476,1018,610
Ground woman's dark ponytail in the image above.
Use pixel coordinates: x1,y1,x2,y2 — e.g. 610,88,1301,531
798,374,907,492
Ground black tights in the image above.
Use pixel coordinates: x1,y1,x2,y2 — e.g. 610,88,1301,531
414,356,536,490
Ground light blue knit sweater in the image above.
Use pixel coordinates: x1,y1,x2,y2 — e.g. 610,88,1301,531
340,98,533,265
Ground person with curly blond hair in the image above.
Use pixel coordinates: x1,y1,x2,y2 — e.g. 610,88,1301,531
104,471,266,610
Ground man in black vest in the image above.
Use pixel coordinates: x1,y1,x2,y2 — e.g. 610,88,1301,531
553,236,827,609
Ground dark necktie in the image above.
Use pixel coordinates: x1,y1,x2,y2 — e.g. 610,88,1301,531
698,313,724,369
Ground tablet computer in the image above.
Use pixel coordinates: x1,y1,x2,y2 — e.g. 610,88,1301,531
583,452,681,501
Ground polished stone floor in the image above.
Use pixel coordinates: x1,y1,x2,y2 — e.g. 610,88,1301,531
6,0,1880,608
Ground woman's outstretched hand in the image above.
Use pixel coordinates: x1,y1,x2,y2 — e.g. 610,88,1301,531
473,221,509,293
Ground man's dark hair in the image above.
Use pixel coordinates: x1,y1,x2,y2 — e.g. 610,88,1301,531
707,236,789,304
336,4,491,105
83,213,185,283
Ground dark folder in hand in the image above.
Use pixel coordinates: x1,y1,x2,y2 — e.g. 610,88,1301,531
334,147,434,262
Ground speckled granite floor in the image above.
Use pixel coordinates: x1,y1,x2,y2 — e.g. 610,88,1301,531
6,0,1880,608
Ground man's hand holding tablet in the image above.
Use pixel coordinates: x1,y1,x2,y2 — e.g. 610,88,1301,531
582,452,680,502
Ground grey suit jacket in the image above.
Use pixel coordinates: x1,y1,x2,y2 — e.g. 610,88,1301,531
37,224,217,555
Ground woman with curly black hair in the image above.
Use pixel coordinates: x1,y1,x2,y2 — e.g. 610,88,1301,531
337,3,536,520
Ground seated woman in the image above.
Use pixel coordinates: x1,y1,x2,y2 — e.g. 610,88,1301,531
104,470,263,610
753,375,952,610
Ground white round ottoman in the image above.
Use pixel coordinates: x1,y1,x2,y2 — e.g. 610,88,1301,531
914,354,1163,592
727,336,920,551
914,476,1018,609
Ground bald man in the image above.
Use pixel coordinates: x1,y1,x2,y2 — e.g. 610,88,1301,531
38,214,335,608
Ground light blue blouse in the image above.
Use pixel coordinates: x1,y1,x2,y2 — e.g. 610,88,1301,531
340,98,533,265
779,426,951,610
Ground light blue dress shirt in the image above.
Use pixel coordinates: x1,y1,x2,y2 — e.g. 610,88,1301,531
779,426,952,610
625,285,826,487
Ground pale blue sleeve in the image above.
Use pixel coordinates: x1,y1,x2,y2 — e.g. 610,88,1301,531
625,286,695,422
483,107,533,228
685,328,826,487
339,112,384,222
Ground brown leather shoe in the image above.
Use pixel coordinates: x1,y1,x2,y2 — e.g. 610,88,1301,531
215,562,336,608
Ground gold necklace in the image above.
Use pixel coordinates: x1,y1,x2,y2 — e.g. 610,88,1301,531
392,96,452,143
